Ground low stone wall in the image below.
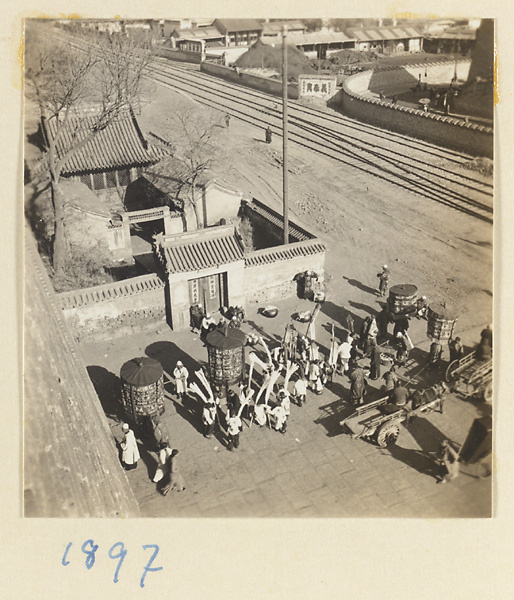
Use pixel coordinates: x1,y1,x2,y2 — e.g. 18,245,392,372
201,61,299,100
244,240,326,303
333,60,493,158
155,47,203,64
57,274,167,343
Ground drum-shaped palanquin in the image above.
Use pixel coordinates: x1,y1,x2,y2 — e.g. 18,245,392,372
206,327,246,386
427,303,458,342
387,284,418,320
120,357,165,422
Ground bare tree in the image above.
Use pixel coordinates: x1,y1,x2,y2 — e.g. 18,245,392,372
25,21,153,278
167,104,227,229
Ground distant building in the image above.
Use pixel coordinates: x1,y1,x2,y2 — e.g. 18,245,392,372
212,19,263,47
261,20,307,39
423,25,477,55
170,25,225,49
288,31,355,59
345,25,424,53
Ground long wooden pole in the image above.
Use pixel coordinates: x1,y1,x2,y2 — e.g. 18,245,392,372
282,25,289,246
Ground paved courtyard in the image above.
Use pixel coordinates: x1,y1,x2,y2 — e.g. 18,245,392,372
80,267,491,518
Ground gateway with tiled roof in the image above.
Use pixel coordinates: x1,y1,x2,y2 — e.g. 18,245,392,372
158,225,245,274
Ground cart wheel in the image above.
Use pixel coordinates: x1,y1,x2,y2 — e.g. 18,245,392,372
376,421,401,448
445,360,460,382
483,382,493,403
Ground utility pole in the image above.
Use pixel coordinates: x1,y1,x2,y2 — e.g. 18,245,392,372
282,25,289,245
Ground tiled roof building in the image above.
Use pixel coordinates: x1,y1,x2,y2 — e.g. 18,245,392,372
42,107,169,195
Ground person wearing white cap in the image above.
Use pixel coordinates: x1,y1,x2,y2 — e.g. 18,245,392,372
120,423,140,471
200,313,216,341
416,295,428,319
376,265,389,297
173,361,189,401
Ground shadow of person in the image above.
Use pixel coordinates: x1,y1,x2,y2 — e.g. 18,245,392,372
348,300,378,316
145,341,201,382
87,365,123,421
314,399,349,437
245,319,281,346
342,276,377,295
137,443,158,481
386,444,440,479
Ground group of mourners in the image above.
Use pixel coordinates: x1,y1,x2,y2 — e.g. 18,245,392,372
189,304,246,341
119,263,491,492
117,417,186,496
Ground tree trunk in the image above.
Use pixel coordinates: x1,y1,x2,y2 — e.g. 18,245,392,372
190,183,203,230
51,181,66,278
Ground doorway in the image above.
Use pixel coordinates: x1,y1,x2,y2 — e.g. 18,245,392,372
189,273,227,314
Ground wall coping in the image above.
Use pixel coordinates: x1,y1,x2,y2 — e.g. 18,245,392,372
57,272,166,310
342,58,493,134
201,61,299,93
244,238,326,267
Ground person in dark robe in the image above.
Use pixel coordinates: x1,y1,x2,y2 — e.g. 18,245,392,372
376,306,389,342
265,126,272,143
428,341,443,369
359,317,371,350
345,312,355,335
382,366,398,392
349,364,365,406
370,340,381,380
396,335,409,367
480,325,492,347
189,303,204,333
449,337,464,363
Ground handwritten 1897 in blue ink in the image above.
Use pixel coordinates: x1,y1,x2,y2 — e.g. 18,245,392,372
62,541,162,588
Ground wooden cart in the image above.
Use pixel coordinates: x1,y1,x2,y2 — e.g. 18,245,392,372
446,351,492,402
340,382,449,447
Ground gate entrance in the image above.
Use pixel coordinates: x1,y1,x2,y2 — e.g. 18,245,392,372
189,273,227,314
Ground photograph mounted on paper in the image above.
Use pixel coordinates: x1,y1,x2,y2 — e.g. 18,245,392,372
23,16,493,518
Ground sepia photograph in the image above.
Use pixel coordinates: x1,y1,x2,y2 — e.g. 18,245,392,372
23,16,493,519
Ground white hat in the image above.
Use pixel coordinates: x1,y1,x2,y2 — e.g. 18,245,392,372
122,423,129,431
177,361,183,367
383,264,388,269
206,313,211,319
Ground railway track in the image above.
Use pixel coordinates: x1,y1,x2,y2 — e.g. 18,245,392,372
44,31,494,224
149,60,493,223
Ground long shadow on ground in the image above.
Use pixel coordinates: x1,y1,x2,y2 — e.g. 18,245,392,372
343,276,377,296
87,365,123,422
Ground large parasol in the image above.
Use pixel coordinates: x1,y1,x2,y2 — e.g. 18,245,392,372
120,357,163,386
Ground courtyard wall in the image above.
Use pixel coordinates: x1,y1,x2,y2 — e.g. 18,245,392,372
334,59,493,157
201,61,299,99
57,273,167,343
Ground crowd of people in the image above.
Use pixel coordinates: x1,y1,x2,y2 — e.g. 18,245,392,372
118,265,492,491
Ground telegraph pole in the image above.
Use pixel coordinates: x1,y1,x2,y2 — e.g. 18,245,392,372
282,25,289,245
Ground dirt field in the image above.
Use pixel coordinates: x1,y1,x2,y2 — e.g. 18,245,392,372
139,82,493,336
